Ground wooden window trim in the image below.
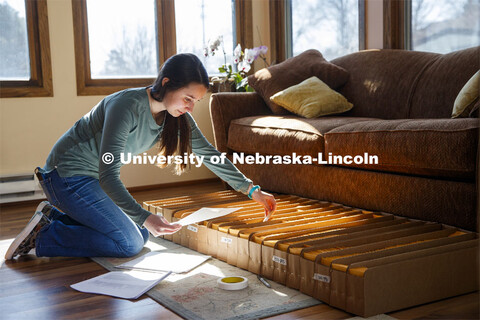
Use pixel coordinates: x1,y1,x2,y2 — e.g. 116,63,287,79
235,0,254,50
156,0,177,63
73,0,252,96
271,0,366,64
383,0,407,49
269,0,287,64
1,0,53,98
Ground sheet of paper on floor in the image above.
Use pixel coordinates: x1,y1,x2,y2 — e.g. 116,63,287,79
116,251,211,273
70,270,171,299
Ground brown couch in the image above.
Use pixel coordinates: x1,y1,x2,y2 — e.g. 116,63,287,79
209,47,480,232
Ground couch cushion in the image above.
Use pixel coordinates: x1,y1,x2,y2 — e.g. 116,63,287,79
409,46,480,119
330,49,439,119
227,116,377,156
248,50,350,115
324,119,479,179
469,99,480,117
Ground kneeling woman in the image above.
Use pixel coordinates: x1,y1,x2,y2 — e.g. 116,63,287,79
6,53,276,260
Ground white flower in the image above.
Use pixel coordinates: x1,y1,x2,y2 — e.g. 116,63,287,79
244,48,257,64
233,44,242,64
238,60,251,73
208,35,223,55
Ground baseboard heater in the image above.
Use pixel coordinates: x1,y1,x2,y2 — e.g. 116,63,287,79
0,173,46,204
143,190,479,318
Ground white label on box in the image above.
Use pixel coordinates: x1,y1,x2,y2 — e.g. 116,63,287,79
272,255,287,265
187,225,198,233
220,237,232,244
314,273,330,283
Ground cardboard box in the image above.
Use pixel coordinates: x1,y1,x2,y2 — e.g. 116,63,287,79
342,237,478,317
145,191,479,317
299,223,445,299
266,215,402,284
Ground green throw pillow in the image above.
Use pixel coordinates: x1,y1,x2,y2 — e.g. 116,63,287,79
269,76,353,118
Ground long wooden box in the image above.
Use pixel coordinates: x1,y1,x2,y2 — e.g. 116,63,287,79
144,191,479,317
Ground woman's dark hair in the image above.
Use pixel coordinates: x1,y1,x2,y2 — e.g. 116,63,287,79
150,53,209,175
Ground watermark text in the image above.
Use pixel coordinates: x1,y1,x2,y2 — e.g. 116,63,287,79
102,152,379,166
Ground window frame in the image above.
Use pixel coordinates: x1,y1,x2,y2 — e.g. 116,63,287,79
386,0,478,52
383,0,407,49
270,0,366,64
72,0,252,96
0,0,53,98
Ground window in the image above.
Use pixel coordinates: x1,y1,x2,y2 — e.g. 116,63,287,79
72,0,169,95
1,0,29,80
409,0,480,53
385,0,480,52
175,0,235,76
0,0,53,98
73,0,251,96
86,0,158,79
289,0,364,60
269,0,365,63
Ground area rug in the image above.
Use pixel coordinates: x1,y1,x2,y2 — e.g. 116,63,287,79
347,315,397,320
92,236,321,320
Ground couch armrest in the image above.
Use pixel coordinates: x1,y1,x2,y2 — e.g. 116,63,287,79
209,92,272,153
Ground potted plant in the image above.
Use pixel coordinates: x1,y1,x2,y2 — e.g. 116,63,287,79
204,36,269,92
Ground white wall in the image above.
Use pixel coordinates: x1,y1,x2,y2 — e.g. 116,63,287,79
0,0,384,187
366,0,384,49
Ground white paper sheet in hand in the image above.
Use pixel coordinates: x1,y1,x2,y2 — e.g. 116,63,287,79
116,251,211,273
175,207,241,226
70,270,171,299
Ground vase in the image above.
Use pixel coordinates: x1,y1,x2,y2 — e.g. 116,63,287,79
210,77,236,93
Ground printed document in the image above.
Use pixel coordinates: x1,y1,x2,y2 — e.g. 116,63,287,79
116,251,211,273
70,270,171,299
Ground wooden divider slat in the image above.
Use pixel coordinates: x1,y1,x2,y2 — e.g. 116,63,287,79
259,215,399,248
268,216,403,249
234,211,370,238
313,225,454,265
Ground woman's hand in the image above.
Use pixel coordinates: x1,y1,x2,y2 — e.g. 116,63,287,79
251,188,277,221
143,214,182,237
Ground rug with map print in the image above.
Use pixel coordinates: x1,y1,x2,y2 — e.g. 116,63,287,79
92,236,322,320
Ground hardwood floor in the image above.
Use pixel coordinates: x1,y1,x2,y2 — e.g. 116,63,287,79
1,181,478,320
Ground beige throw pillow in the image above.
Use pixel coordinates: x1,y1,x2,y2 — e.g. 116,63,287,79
269,76,353,118
452,70,479,118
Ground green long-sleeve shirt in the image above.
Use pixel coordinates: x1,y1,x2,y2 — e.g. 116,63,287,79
44,87,252,226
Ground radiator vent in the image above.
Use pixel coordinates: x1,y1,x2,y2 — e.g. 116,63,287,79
0,173,46,203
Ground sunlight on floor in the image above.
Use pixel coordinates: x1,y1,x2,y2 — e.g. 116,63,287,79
166,262,225,283
0,238,14,266
272,289,288,297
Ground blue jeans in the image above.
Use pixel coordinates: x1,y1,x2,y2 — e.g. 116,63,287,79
35,167,149,257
